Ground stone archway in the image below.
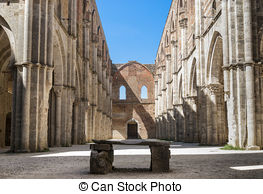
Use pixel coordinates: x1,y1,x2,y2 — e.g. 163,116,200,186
0,24,13,148
205,33,228,145
48,30,65,147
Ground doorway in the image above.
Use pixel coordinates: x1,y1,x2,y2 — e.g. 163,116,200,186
127,123,138,139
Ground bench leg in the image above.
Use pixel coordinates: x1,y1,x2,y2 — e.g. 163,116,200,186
150,146,170,172
90,149,114,174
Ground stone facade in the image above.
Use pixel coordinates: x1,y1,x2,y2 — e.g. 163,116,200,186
155,0,263,149
0,0,112,152
112,62,156,139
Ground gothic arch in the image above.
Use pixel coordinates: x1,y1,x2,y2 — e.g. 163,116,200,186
0,17,14,148
53,29,65,85
0,16,16,67
115,62,154,76
206,31,223,85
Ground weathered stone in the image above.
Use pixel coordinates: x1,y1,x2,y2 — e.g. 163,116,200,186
155,0,263,149
0,0,112,152
90,140,171,174
90,150,113,174
150,146,170,172
111,61,156,140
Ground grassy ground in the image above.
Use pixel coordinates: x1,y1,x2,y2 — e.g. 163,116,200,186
221,144,245,150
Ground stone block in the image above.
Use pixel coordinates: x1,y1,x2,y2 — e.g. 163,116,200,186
150,146,170,172
90,150,114,174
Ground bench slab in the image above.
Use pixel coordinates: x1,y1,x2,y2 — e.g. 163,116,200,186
90,139,171,174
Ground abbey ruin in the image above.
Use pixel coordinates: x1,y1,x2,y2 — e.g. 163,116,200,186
0,0,112,152
1,0,263,152
155,0,263,149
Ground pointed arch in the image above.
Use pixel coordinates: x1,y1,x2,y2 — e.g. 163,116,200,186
0,16,16,67
0,16,14,148
53,29,65,86
141,85,148,99
119,85,126,100
206,31,223,85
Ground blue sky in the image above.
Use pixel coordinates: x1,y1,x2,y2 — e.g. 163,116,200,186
96,0,172,64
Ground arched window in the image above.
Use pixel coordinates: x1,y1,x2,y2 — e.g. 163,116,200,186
212,0,216,15
141,85,148,99
212,0,216,10
119,85,126,100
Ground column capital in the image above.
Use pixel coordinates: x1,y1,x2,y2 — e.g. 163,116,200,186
166,54,171,61
244,61,255,67
21,62,33,68
184,96,198,101
205,84,224,95
171,39,178,47
53,86,63,97
179,18,188,28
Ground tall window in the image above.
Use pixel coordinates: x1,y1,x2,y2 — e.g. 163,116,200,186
119,85,126,100
212,0,216,15
141,85,148,99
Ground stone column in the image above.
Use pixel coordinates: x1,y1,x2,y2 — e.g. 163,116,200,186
184,96,198,143
54,86,62,147
174,104,184,141
10,67,18,151
161,67,167,138
207,84,226,145
243,0,259,150
13,66,23,152
72,100,79,145
29,64,40,152
166,55,172,139
222,0,230,94
38,66,47,151
20,63,32,152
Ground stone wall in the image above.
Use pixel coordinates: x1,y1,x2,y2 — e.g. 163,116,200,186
112,62,156,139
0,0,112,152
155,0,263,149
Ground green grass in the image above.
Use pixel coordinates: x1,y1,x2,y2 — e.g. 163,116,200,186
221,144,245,150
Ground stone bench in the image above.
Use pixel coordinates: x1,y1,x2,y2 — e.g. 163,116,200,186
90,139,171,174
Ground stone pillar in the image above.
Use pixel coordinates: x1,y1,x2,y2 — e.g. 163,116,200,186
222,0,230,93
20,64,32,152
243,0,259,150
161,68,167,138
29,64,40,152
10,67,18,151
166,55,172,139
13,67,23,152
72,100,79,144
38,66,48,151
174,104,184,142
206,84,226,145
54,86,62,147
184,96,198,143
